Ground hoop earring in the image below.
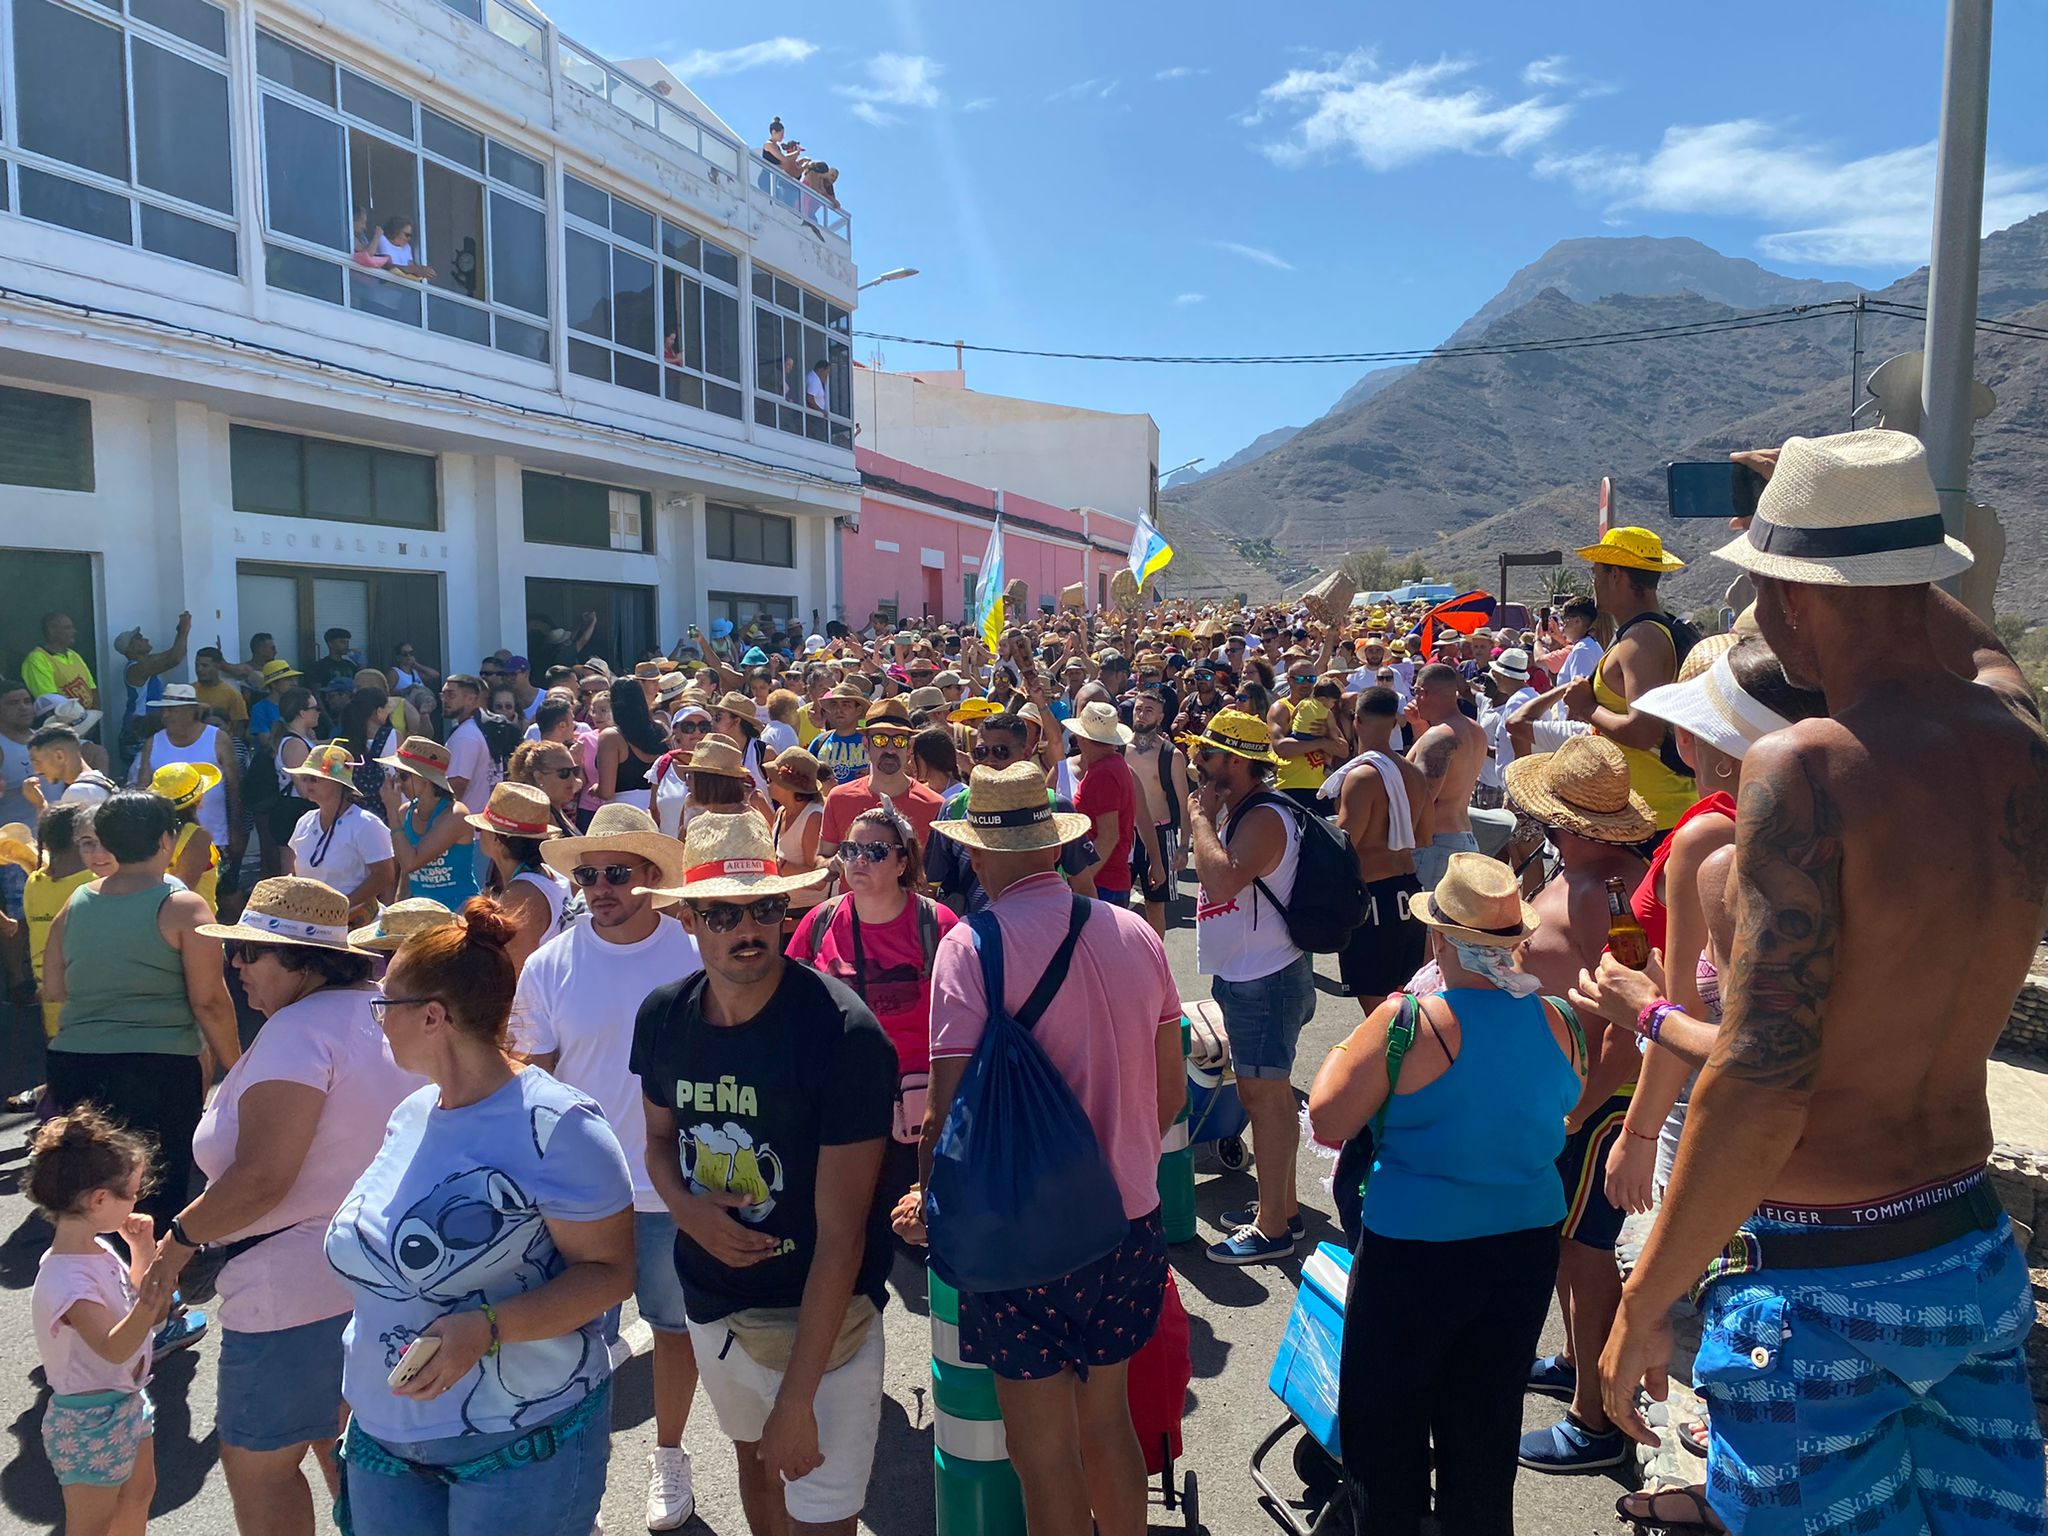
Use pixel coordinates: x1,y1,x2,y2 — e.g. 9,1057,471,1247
1713,759,1736,781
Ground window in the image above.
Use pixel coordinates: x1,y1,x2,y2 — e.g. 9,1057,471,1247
707,591,796,635
705,504,793,567
522,472,650,552
230,425,437,529
751,267,852,446
562,173,672,401
255,31,548,359
659,219,743,419
0,386,93,490
8,0,236,273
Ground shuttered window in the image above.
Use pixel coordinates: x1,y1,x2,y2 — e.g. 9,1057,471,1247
0,386,94,490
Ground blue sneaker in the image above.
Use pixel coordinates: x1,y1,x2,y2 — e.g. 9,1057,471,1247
1206,1224,1296,1266
152,1307,209,1355
1221,1203,1306,1239
1526,1352,1576,1400
1517,1414,1628,1473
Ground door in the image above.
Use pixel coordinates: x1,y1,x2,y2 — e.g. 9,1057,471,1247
922,566,943,622
312,579,371,665
526,578,655,672
238,564,443,681
0,549,95,687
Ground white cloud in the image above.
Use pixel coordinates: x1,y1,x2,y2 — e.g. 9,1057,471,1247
835,53,944,128
1209,240,1294,271
1174,292,1206,306
1255,49,1571,171
961,96,996,113
1521,54,1572,89
1539,119,2048,266
1047,76,1122,103
669,36,817,80
1155,66,1210,82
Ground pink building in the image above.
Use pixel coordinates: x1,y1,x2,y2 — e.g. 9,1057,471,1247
846,449,1136,627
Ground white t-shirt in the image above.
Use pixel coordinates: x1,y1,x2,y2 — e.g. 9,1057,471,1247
289,805,394,897
444,716,497,800
1553,635,1604,690
1480,685,1539,789
804,370,829,411
34,1241,149,1396
509,918,702,1212
761,719,797,756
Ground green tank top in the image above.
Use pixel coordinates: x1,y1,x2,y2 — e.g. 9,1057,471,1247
53,883,200,1056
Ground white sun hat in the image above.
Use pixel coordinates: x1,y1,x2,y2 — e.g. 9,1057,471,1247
1632,650,1794,763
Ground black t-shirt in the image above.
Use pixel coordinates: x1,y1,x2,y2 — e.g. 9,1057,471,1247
631,963,897,1324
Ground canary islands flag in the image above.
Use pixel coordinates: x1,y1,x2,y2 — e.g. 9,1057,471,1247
1127,509,1174,589
973,516,1006,650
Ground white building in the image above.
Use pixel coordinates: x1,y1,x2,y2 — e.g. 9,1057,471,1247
0,0,862,692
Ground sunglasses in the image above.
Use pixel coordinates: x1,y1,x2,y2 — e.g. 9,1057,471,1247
673,719,708,734
970,742,1019,762
230,939,277,965
866,730,912,750
1192,670,1215,683
838,841,900,865
539,765,580,781
692,894,791,932
571,864,638,888
1291,673,1316,685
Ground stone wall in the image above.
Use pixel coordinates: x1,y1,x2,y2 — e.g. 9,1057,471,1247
2004,978,2048,1059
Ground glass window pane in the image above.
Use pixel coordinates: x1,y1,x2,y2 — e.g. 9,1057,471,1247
488,192,546,316
426,292,490,345
140,204,237,273
567,338,610,382
256,29,334,106
755,307,787,398
349,268,421,326
265,242,342,303
422,109,485,173
131,0,226,54
263,97,347,249
802,290,826,325
774,278,800,312
422,162,484,299
487,139,543,197
609,196,653,249
661,221,698,267
611,248,655,354
704,289,740,381
754,396,777,429
681,277,704,372
371,450,437,528
304,438,373,521
706,382,743,420
564,173,608,226
780,405,803,436
613,352,658,396
349,131,420,262
565,229,609,339
133,42,233,213
828,305,850,333
230,425,303,514
19,167,131,244
732,513,763,564
494,313,548,362
664,371,703,410
751,269,773,302
702,242,738,287
341,70,413,137
16,0,128,181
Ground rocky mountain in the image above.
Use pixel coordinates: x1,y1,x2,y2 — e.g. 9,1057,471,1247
1160,213,2048,616
1161,424,1302,490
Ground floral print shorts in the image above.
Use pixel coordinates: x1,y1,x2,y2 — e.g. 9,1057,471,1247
43,1387,152,1486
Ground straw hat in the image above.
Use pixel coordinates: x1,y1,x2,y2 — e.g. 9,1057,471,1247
349,896,462,953
1714,429,1972,587
948,697,1002,724
655,671,693,705
1677,630,1738,683
633,661,664,681
465,781,558,840
1066,699,1134,748
1181,708,1281,766
904,686,947,717
685,733,752,780
144,683,202,711
930,762,1092,853
932,670,963,689
148,761,220,811
375,735,454,793
196,875,378,955
259,659,302,686
1633,650,1794,764
864,698,914,732
1489,648,1531,685
713,692,761,726
32,695,102,737
1576,526,1686,573
1502,735,1656,844
825,681,870,704
0,821,37,868
541,802,691,886
1410,853,1540,948
766,746,826,797
283,742,360,793
636,811,830,901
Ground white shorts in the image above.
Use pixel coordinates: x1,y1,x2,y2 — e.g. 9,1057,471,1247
685,1314,885,1523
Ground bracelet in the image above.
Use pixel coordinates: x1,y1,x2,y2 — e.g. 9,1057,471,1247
1635,999,1679,1043
1623,1122,1658,1144
479,1299,501,1357
168,1215,197,1250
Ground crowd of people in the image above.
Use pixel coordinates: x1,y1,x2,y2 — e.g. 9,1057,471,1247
1,429,2043,1536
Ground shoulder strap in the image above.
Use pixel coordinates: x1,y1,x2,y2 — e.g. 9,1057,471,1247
1015,896,1090,1031
963,909,1005,1022
1234,790,1300,917
914,895,941,972
1369,993,1419,1146
805,894,844,963
1542,995,1590,1077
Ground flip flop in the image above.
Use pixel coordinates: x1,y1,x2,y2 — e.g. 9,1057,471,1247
1676,1416,1710,1459
1616,1486,1723,1532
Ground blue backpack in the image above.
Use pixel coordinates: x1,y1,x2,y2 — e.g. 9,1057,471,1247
925,896,1132,1293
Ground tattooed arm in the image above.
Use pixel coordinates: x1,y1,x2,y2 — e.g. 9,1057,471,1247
1409,724,1457,795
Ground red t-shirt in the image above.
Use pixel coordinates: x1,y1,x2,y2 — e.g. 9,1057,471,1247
1076,751,1138,894
787,895,958,1072
819,776,945,850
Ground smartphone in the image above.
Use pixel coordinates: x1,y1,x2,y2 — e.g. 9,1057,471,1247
388,1334,442,1390
1667,461,1767,521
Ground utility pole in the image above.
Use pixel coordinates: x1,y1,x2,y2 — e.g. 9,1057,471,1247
1848,294,1865,429
1919,0,1993,596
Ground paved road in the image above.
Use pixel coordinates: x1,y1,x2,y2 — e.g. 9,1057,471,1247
0,877,1632,1534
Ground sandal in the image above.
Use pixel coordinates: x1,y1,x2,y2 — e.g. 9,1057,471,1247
1676,1415,1710,1459
1616,1486,1723,1532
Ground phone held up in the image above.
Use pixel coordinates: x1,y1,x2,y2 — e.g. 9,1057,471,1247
1666,460,1767,521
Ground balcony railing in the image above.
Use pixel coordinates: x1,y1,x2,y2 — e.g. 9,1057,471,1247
758,161,851,242
434,0,546,58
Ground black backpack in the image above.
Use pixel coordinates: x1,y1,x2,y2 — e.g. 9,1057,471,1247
1618,612,1702,780
475,710,524,771
1227,791,1368,954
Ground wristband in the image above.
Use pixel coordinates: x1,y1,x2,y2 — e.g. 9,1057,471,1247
1623,1121,1658,1144
479,1299,501,1357
1635,999,1677,1042
168,1216,197,1250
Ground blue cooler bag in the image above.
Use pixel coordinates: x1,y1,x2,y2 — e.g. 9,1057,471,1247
926,896,1130,1293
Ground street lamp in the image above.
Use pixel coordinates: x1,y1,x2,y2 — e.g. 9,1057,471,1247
857,267,920,291
1158,457,1203,481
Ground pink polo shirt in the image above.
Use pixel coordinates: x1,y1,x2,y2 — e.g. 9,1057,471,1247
930,870,1180,1219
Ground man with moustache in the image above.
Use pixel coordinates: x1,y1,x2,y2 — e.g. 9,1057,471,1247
817,697,944,858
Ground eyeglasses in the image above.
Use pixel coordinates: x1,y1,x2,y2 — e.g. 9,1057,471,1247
368,993,436,1023
571,865,638,888
837,841,901,865
672,720,708,734
540,765,580,781
866,729,912,750
692,894,791,932
230,939,275,965
971,742,1019,762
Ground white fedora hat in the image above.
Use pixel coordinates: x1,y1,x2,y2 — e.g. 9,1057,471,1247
1714,429,1972,588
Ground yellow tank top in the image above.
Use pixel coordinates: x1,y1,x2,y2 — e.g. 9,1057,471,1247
173,820,220,914
1275,699,1333,791
25,867,94,1039
1592,628,1696,831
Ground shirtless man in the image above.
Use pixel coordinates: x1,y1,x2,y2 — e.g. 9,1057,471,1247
1405,663,1487,889
1126,687,1189,936
1331,687,1433,1012
1598,431,2048,1535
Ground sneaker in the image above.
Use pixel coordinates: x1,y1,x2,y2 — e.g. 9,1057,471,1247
1517,1413,1628,1473
152,1307,209,1355
1526,1352,1576,1400
646,1445,694,1531
1221,1203,1306,1239
1206,1224,1296,1266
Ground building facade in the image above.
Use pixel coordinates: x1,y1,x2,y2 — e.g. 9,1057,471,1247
0,0,860,690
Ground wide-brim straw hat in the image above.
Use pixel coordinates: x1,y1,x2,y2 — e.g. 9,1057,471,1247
144,683,202,710
149,760,221,811
0,821,37,867
1410,853,1541,948
259,660,302,685
1503,735,1657,844
1714,429,1973,588
1180,708,1281,765
284,742,361,793
767,746,826,796
197,875,378,955
1066,700,1133,747
1577,526,1686,573
713,692,762,726
541,801,691,887
636,810,831,901
349,896,462,953
686,733,752,780
864,698,914,731
949,698,1002,724
375,734,454,793
931,762,1093,853
466,781,559,841
1632,650,1794,764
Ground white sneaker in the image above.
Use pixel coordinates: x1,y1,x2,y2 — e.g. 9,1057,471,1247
646,1445,694,1531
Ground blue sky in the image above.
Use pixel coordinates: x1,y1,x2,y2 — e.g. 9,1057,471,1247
549,0,2048,476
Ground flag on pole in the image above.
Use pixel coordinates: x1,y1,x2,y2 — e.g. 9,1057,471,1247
1127,509,1174,590
972,514,1006,650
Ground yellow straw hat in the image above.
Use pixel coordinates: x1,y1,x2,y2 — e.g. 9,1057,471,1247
1180,708,1281,766
1576,525,1686,573
349,896,463,953
148,760,221,812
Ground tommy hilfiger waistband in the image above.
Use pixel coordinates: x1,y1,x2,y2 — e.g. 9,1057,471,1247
1752,1166,1988,1229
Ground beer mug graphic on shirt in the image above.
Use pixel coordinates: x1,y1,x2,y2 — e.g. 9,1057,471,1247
683,1121,784,1223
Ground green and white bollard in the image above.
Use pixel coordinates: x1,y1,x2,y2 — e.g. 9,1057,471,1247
1157,1016,1196,1243
929,1269,1026,1536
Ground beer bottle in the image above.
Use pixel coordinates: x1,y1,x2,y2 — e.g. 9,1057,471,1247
1605,876,1651,969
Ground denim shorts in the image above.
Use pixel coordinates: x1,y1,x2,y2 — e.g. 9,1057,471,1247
633,1209,690,1333
216,1312,347,1452
1212,952,1316,1079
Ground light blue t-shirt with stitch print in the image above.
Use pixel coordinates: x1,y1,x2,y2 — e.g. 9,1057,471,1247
325,1068,632,1442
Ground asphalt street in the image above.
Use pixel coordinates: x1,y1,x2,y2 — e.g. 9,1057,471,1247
0,875,1633,1534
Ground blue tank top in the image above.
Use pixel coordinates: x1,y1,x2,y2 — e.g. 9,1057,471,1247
402,798,480,910
1360,988,1581,1242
